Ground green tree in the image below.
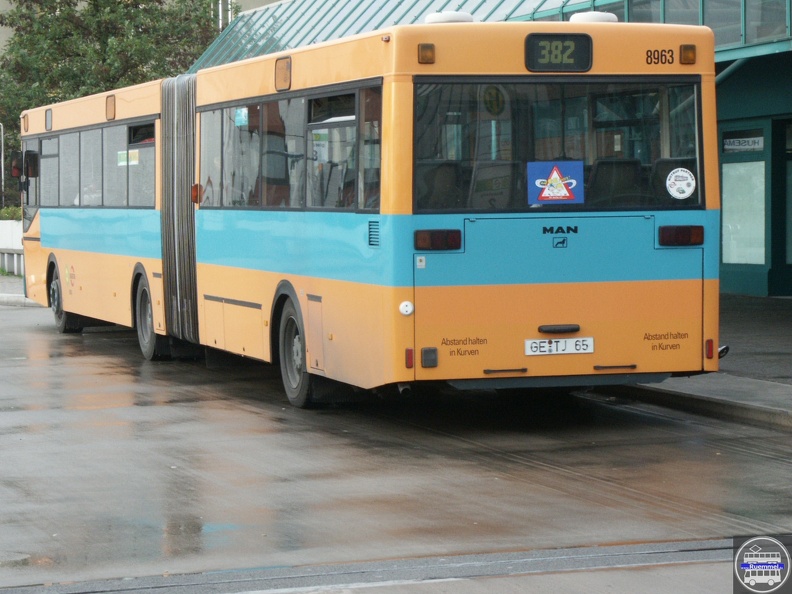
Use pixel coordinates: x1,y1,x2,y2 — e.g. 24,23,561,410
0,0,236,204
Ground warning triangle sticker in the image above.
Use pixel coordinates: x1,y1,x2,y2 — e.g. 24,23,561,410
539,166,575,200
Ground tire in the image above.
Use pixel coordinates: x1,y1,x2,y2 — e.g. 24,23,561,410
135,275,170,361
278,299,314,408
50,265,83,334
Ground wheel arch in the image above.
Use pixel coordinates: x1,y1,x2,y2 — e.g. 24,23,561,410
130,263,149,329
270,280,302,368
45,254,59,308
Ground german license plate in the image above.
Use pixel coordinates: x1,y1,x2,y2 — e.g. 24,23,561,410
525,337,594,356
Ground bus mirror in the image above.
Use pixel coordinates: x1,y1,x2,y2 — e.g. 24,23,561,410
10,151,23,178
25,151,40,178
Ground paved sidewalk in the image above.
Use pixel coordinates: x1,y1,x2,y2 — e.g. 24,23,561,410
627,294,792,431
0,274,38,307
1,275,790,430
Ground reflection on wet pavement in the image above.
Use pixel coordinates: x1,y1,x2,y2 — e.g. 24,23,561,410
1,307,791,589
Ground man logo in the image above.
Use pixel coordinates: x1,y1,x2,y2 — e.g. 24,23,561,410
543,226,578,234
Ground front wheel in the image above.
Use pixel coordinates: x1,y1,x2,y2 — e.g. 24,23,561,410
50,266,83,334
135,275,170,360
278,300,314,408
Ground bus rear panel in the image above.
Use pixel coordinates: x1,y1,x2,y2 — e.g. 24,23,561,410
409,73,718,389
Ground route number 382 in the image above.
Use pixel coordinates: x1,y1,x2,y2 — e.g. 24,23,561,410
538,40,575,64
646,49,675,64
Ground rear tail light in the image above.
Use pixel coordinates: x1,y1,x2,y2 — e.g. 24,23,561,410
658,225,704,246
415,229,462,250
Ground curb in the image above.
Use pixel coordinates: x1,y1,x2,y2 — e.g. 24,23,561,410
0,551,30,567
0,294,42,307
615,384,792,432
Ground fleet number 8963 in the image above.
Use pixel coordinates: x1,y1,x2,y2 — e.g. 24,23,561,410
646,49,674,64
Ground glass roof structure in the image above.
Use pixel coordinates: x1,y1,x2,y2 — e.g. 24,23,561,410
189,0,792,72
188,0,593,72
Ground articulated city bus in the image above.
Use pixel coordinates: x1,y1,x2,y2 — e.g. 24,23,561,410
19,13,720,407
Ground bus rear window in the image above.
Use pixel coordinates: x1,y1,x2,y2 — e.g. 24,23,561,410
414,80,702,212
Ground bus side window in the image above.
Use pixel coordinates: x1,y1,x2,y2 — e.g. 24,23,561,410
104,125,128,207
80,129,102,206
219,105,261,208
129,123,156,208
281,97,306,208
360,87,381,211
40,138,59,207
260,102,291,207
200,110,222,207
307,94,356,209
60,133,79,207
19,146,40,230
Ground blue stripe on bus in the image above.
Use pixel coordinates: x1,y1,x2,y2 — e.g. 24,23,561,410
195,209,410,285
413,210,720,287
40,209,162,259
38,207,719,287
195,209,719,287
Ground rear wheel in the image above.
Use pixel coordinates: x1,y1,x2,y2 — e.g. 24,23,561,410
50,266,83,334
135,275,170,360
278,300,314,408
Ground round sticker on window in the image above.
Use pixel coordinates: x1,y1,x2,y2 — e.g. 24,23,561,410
666,168,696,199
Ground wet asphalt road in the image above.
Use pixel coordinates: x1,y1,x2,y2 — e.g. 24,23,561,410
1,306,791,592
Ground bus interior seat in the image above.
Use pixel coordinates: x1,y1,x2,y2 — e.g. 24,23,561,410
586,158,642,206
418,163,462,209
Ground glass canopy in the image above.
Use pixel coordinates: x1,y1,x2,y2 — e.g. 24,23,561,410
188,0,792,71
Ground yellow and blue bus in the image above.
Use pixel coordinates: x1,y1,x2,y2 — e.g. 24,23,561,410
18,13,720,407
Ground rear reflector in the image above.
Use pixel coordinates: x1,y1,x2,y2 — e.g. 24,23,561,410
658,225,704,246
405,348,414,369
415,229,462,250
706,339,714,359
421,347,438,368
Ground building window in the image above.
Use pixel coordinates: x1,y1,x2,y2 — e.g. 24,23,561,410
722,161,766,264
746,0,787,43
630,0,662,22
666,0,700,24
704,0,742,45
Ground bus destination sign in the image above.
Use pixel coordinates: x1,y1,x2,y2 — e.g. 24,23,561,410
525,34,593,72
